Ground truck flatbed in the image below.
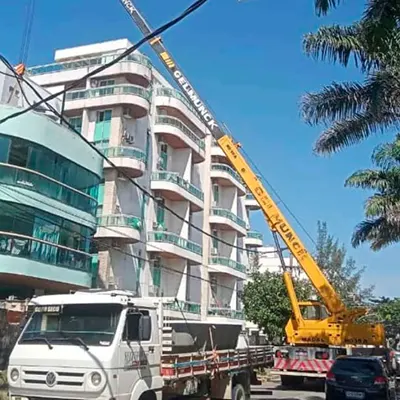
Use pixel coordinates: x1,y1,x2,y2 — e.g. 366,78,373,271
161,346,273,379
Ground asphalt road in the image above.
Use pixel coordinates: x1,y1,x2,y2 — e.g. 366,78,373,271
252,379,400,400
251,380,325,400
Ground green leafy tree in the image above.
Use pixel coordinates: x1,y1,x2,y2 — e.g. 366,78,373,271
345,136,400,250
314,221,375,306
242,270,312,344
242,222,373,343
370,297,400,341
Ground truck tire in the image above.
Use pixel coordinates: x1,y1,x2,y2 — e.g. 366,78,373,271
280,375,304,388
232,383,245,400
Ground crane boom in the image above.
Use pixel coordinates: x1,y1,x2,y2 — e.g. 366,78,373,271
119,0,355,319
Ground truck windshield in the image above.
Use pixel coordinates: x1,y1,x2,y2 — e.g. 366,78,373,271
19,304,122,347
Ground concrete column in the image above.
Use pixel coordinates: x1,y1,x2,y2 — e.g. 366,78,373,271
110,107,123,146
98,250,111,289
102,170,118,214
200,133,212,320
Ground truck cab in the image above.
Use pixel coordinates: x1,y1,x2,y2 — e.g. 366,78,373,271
8,290,164,400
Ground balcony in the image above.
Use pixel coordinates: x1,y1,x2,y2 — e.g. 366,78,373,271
208,307,245,321
65,84,151,118
209,207,247,236
101,146,146,178
28,52,152,87
164,300,201,319
95,214,142,244
210,163,246,195
155,88,204,131
154,115,205,163
0,231,92,290
147,231,202,265
151,171,204,211
209,256,247,280
0,163,97,216
245,231,263,247
245,193,261,211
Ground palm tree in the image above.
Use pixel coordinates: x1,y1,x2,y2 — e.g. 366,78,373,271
301,0,400,155
345,135,400,250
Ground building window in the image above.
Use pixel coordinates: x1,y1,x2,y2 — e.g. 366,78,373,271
212,184,219,206
94,110,112,144
158,143,168,170
69,116,82,134
155,198,165,228
99,79,115,87
8,138,30,167
212,229,219,251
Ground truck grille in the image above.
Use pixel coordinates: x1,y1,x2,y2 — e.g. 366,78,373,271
22,368,85,388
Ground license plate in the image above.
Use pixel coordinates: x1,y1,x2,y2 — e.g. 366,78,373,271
345,391,365,399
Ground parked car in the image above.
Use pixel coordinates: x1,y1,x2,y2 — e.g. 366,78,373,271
326,356,396,400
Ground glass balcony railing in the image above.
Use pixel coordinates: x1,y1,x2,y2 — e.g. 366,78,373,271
209,256,246,273
100,146,147,163
165,300,201,315
152,171,204,201
208,307,245,320
97,214,142,231
155,115,205,150
210,208,247,229
66,84,151,102
0,232,91,273
247,231,263,241
155,88,202,119
28,52,152,75
211,163,244,185
0,163,97,216
147,231,202,255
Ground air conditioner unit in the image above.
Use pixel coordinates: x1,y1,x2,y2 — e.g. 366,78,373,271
123,107,132,119
90,79,99,88
211,247,218,255
153,221,160,230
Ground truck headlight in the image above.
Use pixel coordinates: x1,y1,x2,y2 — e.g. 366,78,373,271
90,372,101,386
10,368,19,382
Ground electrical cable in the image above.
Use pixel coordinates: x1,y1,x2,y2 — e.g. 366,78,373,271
0,0,208,126
0,185,248,295
241,147,318,247
0,60,271,256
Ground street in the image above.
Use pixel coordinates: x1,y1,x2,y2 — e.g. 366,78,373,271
251,381,325,400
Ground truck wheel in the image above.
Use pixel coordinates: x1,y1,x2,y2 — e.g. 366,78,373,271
232,383,245,400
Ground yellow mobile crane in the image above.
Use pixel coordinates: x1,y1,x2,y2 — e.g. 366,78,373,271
118,0,386,385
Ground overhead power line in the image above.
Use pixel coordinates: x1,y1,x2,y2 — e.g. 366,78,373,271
0,57,272,256
0,0,208,126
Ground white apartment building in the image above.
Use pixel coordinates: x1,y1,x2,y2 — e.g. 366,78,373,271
28,38,264,323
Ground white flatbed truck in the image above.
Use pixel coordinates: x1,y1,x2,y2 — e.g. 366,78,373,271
7,290,272,400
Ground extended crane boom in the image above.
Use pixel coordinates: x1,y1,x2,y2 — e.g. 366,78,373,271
119,0,346,316
119,0,384,349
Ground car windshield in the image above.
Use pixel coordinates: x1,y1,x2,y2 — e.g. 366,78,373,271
19,303,122,347
332,359,382,376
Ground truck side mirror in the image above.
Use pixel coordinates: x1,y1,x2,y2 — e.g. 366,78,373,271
138,315,151,341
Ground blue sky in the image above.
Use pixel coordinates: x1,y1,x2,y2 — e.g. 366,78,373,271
1,0,398,296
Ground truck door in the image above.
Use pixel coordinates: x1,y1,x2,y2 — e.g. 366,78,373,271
118,309,156,399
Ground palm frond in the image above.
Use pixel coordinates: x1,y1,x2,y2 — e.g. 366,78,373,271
303,24,376,70
363,0,400,32
314,110,398,154
345,169,393,191
351,217,400,250
302,69,400,129
372,137,400,167
314,0,342,16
